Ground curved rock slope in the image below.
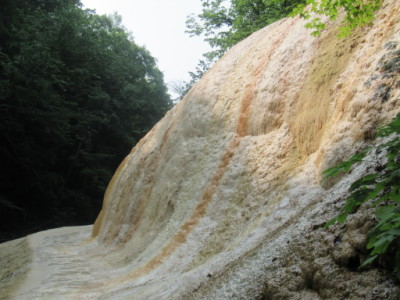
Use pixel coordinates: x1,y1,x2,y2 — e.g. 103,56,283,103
1,1,400,299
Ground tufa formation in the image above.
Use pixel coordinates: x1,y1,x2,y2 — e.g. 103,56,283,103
1,0,400,299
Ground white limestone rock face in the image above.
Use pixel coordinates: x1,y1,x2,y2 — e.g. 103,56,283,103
1,1,400,299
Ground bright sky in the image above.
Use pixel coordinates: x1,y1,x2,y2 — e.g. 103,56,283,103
80,0,210,98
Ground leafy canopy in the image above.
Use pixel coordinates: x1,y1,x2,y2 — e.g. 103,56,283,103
186,0,383,60
179,0,305,99
186,0,305,62
181,0,382,100
0,0,172,241
292,0,383,37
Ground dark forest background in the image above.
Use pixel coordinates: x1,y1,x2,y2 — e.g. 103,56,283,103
0,0,172,242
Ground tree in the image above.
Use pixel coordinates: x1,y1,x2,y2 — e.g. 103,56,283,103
182,0,383,99
186,0,305,61
0,0,172,241
182,0,305,99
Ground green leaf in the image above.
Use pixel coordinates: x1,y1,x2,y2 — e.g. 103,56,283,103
377,113,400,137
359,255,378,269
365,183,385,203
294,0,382,37
376,205,397,222
349,173,379,192
324,213,348,227
369,237,392,255
323,150,368,179
324,217,337,228
381,228,400,237
343,187,375,213
322,166,344,178
337,213,348,224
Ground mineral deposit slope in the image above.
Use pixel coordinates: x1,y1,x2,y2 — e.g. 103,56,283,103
1,1,400,299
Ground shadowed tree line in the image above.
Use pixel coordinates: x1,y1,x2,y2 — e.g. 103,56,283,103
0,0,172,242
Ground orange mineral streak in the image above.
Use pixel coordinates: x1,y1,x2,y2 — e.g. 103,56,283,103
94,18,294,279
98,41,282,281
237,20,293,138
103,122,177,245
84,2,400,295
8,1,400,298
127,126,176,237
112,50,270,279
88,137,242,290
237,82,255,137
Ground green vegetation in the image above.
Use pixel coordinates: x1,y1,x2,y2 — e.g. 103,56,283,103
177,0,304,99
186,0,305,63
0,0,172,241
324,114,400,278
180,0,382,99
292,0,383,37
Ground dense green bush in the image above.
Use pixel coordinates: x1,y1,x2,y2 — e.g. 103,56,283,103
0,0,171,241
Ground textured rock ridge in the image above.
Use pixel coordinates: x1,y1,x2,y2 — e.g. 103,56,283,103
1,1,400,299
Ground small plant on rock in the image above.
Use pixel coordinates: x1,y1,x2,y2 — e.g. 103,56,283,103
324,113,400,278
